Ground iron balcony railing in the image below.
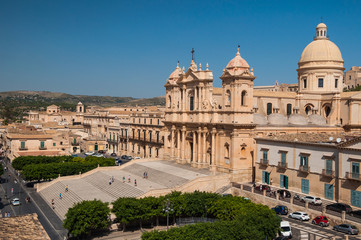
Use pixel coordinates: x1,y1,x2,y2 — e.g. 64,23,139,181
322,169,335,177
299,165,310,173
346,172,361,181
278,161,288,169
260,158,268,166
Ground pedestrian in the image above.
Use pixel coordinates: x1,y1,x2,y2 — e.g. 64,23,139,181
59,193,62,199
260,185,262,192
111,176,114,182
109,179,112,185
270,178,273,185
122,176,125,183
128,175,131,183
145,171,148,179
143,172,146,179
134,179,137,186
65,185,68,192
283,191,286,199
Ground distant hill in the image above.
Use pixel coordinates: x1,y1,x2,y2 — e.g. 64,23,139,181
0,91,165,112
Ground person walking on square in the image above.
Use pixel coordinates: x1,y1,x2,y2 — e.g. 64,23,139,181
143,172,146,179
65,185,68,192
128,175,131,183
122,176,125,183
111,176,114,182
59,193,62,199
270,178,273,185
134,179,137,186
109,179,112,185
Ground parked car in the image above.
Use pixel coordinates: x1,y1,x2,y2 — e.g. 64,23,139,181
72,154,78,157
121,155,128,160
127,156,133,160
115,159,123,165
255,184,271,192
326,203,352,214
277,189,291,198
333,224,359,235
94,153,103,158
11,198,21,206
311,216,329,227
351,210,361,219
272,205,289,215
98,150,106,154
85,151,95,156
110,153,117,157
301,195,322,205
279,221,292,238
288,211,310,221
134,157,141,159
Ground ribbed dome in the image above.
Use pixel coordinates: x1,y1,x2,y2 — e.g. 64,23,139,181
299,23,343,64
226,48,250,69
268,113,288,126
169,63,181,80
253,113,268,125
308,114,327,125
289,114,308,125
299,39,343,63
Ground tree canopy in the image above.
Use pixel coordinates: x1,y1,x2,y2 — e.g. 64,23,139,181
63,200,110,238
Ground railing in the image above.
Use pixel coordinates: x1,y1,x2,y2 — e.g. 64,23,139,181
346,172,361,181
278,161,288,169
107,139,119,144
39,147,47,150
259,158,268,166
322,169,335,177
299,165,310,173
19,147,28,151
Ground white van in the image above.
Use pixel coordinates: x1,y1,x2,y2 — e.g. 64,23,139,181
280,221,292,238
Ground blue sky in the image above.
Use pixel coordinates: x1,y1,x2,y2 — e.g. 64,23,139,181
1,0,360,98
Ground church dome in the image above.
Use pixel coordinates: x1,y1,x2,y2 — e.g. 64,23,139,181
268,113,288,126
299,23,343,64
169,62,181,80
288,114,308,125
226,47,250,70
308,114,327,125
253,113,268,125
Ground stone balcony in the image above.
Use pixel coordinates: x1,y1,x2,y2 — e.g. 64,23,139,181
39,147,47,150
277,161,288,169
299,165,310,173
19,147,28,151
346,172,361,181
322,169,335,177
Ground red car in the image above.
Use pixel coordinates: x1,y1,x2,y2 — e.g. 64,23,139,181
312,216,329,227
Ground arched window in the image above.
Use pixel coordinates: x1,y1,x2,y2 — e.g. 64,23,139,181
305,105,312,115
226,90,231,105
241,91,247,106
267,103,272,115
225,143,230,158
241,147,246,157
168,95,172,108
324,106,331,117
287,104,292,115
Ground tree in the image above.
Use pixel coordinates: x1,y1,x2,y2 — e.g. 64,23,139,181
112,197,140,231
63,200,110,238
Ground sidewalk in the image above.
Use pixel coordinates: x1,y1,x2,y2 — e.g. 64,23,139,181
93,226,171,240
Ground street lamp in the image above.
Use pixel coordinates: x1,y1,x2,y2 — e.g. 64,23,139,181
163,197,173,230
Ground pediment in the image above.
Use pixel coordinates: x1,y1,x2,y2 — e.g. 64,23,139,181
177,69,199,83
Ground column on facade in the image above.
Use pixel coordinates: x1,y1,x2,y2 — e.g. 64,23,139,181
230,132,236,170
202,128,207,164
192,131,196,163
211,128,216,168
171,126,176,159
181,126,186,161
195,87,199,110
197,127,202,163
183,88,187,111
177,129,181,160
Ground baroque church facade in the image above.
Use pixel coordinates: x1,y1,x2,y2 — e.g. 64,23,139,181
163,22,361,182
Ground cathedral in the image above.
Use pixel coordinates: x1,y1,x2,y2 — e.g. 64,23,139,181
163,22,361,182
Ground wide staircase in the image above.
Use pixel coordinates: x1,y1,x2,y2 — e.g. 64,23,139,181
37,160,216,220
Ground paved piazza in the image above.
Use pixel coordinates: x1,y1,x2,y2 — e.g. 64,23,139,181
38,160,213,220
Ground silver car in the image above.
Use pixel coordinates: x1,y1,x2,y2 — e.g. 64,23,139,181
289,211,310,221
333,224,359,235
301,195,322,205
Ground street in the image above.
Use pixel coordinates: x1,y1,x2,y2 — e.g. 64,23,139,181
0,158,67,240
